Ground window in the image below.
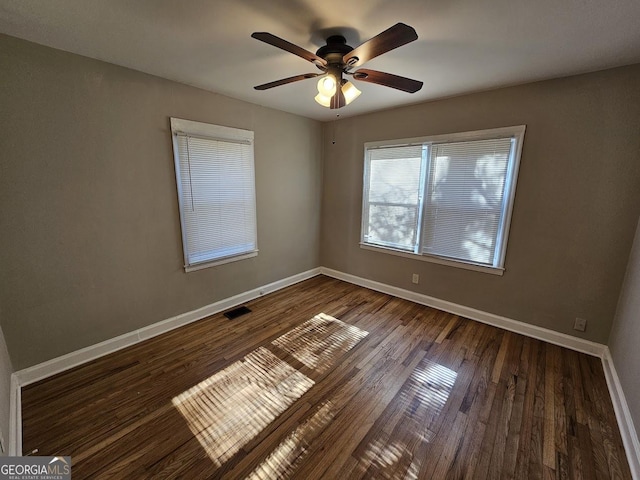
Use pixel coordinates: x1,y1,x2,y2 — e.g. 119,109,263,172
361,126,525,274
171,118,257,272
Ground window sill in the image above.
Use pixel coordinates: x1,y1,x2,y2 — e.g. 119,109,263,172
359,243,504,276
185,250,258,272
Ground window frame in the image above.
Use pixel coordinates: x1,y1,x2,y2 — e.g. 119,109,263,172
360,125,526,276
170,117,258,272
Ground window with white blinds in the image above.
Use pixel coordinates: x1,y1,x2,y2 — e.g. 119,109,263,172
170,118,257,271
361,126,525,273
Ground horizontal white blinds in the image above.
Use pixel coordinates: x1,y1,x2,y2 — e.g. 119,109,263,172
175,131,257,267
364,146,423,250
422,138,512,265
362,129,523,270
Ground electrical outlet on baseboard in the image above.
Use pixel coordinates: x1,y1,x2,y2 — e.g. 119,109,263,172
412,273,419,284
573,317,587,332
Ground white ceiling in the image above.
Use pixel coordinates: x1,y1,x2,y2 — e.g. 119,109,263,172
1,0,640,121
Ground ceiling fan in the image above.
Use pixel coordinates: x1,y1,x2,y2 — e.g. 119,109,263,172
251,23,423,109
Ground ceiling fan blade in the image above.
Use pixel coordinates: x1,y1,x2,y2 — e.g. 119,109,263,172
330,88,346,109
254,73,320,90
343,23,418,68
251,32,327,67
352,69,423,93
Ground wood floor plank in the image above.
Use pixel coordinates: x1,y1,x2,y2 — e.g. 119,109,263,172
554,345,569,462
20,276,632,480
491,331,510,383
576,422,598,480
449,328,501,479
502,335,531,479
513,338,541,480
430,410,469,479
435,314,459,344
487,333,523,479
528,338,547,480
473,372,508,479
543,344,557,470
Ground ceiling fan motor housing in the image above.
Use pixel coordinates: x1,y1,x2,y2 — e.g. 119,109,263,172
316,36,355,71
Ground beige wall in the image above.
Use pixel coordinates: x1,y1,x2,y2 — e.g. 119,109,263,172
609,216,640,435
0,35,323,369
321,64,640,344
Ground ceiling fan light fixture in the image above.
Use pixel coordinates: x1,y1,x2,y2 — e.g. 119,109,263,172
314,93,332,107
315,81,361,108
342,81,361,105
317,75,337,97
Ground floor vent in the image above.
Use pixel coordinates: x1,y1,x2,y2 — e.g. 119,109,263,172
224,306,252,320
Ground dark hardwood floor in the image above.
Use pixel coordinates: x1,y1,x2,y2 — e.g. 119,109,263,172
21,275,632,479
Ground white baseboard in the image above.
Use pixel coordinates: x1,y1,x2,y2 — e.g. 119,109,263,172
602,348,640,480
320,267,607,357
9,373,21,456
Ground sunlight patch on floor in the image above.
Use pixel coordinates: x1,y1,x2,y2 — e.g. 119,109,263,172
172,313,369,470
172,346,314,466
353,359,457,479
272,313,369,375
402,360,457,419
359,439,420,480
245,401,336,479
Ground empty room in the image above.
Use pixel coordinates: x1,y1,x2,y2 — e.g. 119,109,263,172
1,1,639,478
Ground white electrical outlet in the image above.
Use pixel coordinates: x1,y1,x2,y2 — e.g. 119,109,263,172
412,273,419,284
574,318,587,332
